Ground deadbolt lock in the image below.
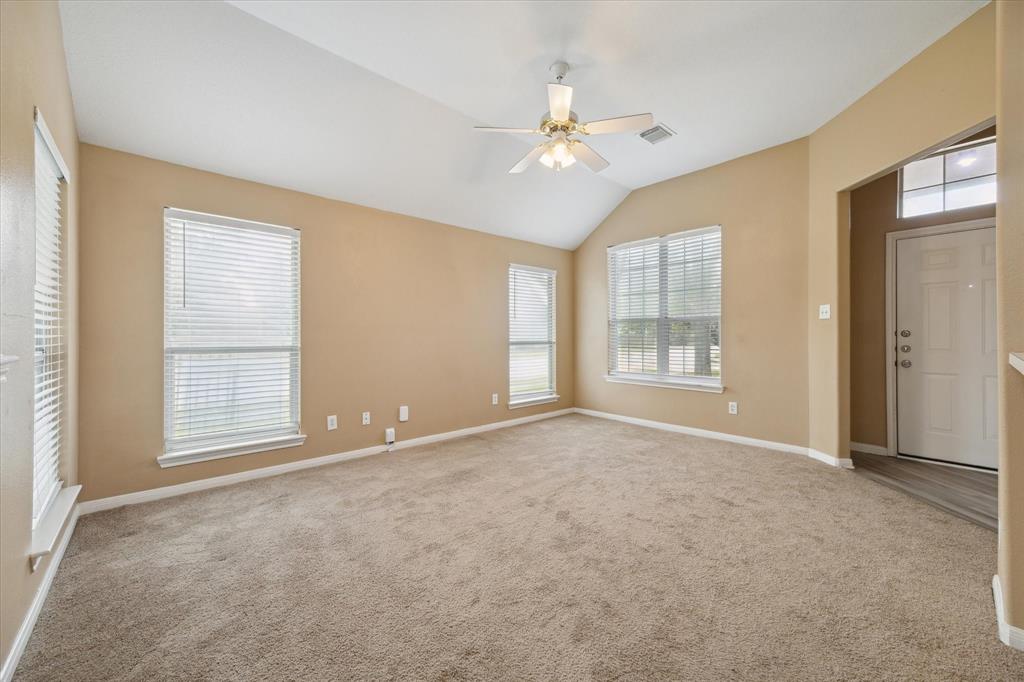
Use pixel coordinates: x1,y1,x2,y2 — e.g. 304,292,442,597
900,344,911,353
900,329,911,338
901,359,912,368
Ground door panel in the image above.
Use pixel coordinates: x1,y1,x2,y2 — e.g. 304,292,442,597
922,373,955,433
923,282,956,350
895,226,997,469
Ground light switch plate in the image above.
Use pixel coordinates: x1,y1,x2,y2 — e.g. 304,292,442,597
362,411,370,426
818,304,831,320
399,405,409,422
327,415,338,431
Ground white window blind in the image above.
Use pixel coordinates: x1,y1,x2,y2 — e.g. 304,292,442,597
508,265,556,404
33,126,66,526
607,226,722,386
164,209,301,458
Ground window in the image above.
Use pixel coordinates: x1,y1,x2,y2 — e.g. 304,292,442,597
607,226,722,391
162,208,304,466
900,138,996,218
33,118,68,526
508,265,556,407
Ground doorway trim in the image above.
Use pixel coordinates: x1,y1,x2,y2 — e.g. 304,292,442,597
884,216,997,461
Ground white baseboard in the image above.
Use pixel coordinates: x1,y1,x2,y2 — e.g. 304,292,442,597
992,574,1024,651
807,448,855,469
1,507,79,682
574,407,854,469
392,408,573,451
850,441,889,457
77,406,856,514
79,408,573,515
78,444,384,514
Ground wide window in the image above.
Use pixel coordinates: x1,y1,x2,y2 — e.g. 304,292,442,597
900,138,996,218
508,265,556,407
162,208,304,466
607,226,722,391
33,120,68,525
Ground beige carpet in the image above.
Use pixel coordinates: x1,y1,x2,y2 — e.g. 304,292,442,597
15,415,1022,680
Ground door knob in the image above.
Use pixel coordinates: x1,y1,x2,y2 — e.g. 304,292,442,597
900,329,911,338
900,344,911,353
901,359,912,368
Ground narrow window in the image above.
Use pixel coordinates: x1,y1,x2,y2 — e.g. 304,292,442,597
162,209,303,464
607,226,722,389
33,118,68,525
508,265,556,407
900,137,996,218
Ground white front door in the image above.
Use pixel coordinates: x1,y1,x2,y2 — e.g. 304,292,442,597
895,226,997,469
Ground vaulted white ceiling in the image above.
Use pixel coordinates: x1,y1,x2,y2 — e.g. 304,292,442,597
59,0,986,248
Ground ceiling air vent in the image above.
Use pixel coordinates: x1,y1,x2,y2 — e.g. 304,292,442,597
638,124,676,145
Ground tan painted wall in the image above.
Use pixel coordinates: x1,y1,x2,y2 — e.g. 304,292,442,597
574,139,809,448
77,144,573,501
806,3,996,460
0,0,79,666
850,166,996,449
995,0,1024,632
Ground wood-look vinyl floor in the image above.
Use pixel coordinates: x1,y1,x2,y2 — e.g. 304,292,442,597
851,451,997,531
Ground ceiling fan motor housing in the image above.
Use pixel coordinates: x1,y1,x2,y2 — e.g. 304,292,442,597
540,111,579,136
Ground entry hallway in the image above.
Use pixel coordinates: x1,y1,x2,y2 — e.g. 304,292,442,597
15,416,1020,680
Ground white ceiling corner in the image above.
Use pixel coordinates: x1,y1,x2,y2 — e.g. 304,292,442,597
60,0,987,249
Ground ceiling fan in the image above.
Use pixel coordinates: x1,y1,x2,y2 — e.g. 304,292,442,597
474,62,654,174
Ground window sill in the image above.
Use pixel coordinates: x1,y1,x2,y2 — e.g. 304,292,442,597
604,374,724,393
1010,352,1024,377
158,433,307,468
30,484,81,572
509,394,560,409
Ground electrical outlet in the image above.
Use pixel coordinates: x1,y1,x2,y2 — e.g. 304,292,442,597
491,393,499,406
818,304,831,320
362,411,371,426
326,415,338,431
399,405,409,422
728,402,738,415
385,427,395,445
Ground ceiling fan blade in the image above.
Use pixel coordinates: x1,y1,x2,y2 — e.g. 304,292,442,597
582,113,654,135
571,141,609,173
474,127,542,134
508,143,547,174
547,83,573,121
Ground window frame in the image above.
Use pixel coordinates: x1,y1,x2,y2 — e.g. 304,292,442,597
897,136,996,219
605,224,724,393
508,263,558,408
32,109,71,528
28,108,82,570
158,207,305,468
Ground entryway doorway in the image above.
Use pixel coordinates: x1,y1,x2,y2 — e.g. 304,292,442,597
848,124,998,529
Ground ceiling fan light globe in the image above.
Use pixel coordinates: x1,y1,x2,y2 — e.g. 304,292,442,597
551,140,571,164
